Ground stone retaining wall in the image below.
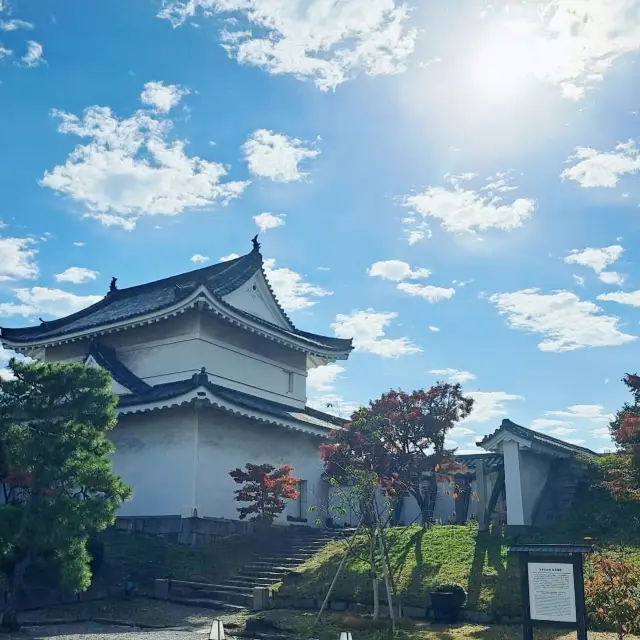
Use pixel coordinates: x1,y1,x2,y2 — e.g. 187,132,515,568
114,515,255,544
0,585,126,613
272,594,520,625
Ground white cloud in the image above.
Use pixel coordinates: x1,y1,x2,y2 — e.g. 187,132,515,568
40,101,249,230
547,426,578,437
307,363,345,392
530,418,569,431
331,309,421,358
0,287,102,319
190,254,210,263
263,258,331,311
546,404,614,423
564,245,626,285
1,18,33,30
306,393,360,418
140,81,189,113
367,260,431,282
0,236,38,281
0,43,11,58
54,267,99,284
532,404,613,444
253,212,286,232
599,271,625,285
531,0,640,98
573,275,585,287
306,363,357,417
367,260,455,303
20,40,43,66
73,241,86,247
561,141,640,188
397,282,456,303
242,129,319,182
598,290,640,307
429,368,476,384
489,288,636,352
592,425,612,439
447,426,476,440
220,253,240,262
463,391,524,423
0,344,29,381
564,244,624,273
402,173,535,234
428,325,440,332
158,0,417,92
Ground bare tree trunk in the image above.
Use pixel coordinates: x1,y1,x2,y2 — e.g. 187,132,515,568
369,537,379,620
410,484,429,526
1,553,30,632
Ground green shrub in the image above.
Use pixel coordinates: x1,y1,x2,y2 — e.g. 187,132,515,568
433,581,467,608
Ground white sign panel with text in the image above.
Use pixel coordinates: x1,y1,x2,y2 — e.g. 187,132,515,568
527,562,577,623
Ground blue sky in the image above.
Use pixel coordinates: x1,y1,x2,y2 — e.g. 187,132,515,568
1,0,640,454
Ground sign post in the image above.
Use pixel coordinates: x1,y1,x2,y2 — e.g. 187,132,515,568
507,544,593,640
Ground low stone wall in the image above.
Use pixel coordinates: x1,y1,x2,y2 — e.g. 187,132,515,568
114,515,255,545
272,594,520,625
0,584,126,613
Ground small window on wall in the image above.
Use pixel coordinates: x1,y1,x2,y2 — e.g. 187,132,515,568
287,371,294,393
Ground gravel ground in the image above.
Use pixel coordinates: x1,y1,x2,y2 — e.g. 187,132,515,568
3,621,216,639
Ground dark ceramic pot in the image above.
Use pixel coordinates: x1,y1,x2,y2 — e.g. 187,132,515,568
430,591,461,623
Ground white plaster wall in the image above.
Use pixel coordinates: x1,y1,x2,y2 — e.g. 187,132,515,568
194,409,326,524
519,451,551,525
109,409,197,518
44,311,309,408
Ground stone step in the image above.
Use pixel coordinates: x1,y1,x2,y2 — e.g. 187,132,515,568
171,585,253,607
239,568,290,579
224,578,278,588
172,582,252,595
260,555,314,563
243,562,299,571
169,597,248,612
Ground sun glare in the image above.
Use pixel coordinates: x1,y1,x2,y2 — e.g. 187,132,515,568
468,20,539,102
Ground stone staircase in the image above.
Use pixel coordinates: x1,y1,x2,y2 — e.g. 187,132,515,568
166,527,350,611
533,459,587,528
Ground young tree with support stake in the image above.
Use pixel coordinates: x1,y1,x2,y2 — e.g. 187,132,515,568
323,384,474,526
0,359,132,631
318,383,474,626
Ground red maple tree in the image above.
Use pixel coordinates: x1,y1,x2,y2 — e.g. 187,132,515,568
604,374,640,500
321,384,474,524
229,463,300,525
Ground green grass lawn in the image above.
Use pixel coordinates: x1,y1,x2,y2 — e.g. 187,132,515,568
280,525,520,615
280,470,640,616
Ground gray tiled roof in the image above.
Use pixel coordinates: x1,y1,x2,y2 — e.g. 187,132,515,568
478,419,599,457
455,453,503,472
119,368,345,432
0,248,353,354
87,341,151,394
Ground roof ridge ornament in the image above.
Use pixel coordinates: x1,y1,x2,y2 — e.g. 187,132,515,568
251,234,261,252
108,277,118,295
192,366,209,385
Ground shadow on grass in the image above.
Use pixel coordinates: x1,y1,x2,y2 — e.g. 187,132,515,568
466,530,519,616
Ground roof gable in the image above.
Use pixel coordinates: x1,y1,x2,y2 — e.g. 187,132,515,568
222,270,292,330
478,419,599,457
